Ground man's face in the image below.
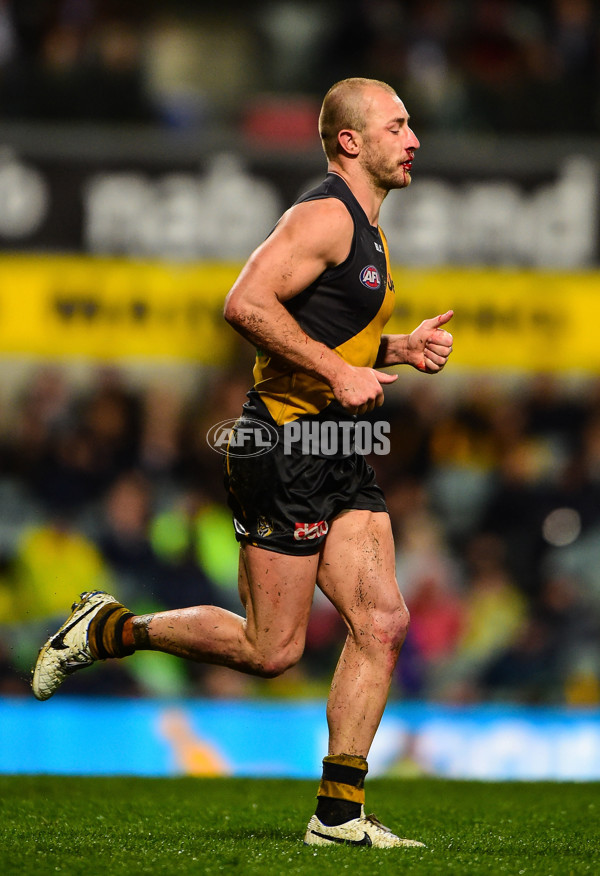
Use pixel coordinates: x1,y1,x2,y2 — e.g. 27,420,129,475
358,88,420,192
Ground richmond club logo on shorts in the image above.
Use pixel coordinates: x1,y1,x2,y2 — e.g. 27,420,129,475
359,265,381,289
294,520,329,541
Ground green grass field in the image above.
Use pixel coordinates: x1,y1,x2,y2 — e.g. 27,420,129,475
1,776,598,875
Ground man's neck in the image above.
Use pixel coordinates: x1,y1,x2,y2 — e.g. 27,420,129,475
326,164,386,228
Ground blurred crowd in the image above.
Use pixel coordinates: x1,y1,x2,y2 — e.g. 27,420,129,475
0,0,598,708
2,363,600,706
0,0,598,134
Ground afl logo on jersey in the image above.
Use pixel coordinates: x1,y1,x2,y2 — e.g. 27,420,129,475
359,265,381,289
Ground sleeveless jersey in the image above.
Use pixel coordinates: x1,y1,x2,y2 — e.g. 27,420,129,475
244,172,395,426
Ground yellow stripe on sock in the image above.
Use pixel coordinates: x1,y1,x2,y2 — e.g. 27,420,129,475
317,780,365,804
323,754,368,770
88,602,133,659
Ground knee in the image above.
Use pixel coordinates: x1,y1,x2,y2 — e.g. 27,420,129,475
396,605,410,645
251,639,305,678
371,602,410,653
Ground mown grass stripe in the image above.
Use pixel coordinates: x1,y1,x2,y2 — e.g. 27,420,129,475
0,776,598,875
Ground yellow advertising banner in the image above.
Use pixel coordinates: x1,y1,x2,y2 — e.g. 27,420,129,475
0,255,241,364
0,256,599,372
387,268,600,372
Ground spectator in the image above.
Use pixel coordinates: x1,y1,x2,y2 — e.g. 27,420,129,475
0,364,599,704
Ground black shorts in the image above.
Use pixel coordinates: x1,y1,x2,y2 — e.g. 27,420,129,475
224,416,387,556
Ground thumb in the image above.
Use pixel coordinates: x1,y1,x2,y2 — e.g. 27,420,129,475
434,309,454,328
373,370,399,385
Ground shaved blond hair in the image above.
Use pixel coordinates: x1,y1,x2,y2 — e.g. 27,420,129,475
318,77,398,160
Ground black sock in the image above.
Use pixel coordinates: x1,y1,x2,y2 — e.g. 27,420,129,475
314,754,368,826
87,603,134,659
315,796,362,826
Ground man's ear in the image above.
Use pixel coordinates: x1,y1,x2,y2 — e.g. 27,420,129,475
337,129,361,156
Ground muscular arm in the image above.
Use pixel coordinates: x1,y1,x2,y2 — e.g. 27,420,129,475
375,311,454,373
224,198,397,413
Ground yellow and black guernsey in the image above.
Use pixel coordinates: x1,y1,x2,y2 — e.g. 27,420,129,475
226,173,394,555
244,172,395,426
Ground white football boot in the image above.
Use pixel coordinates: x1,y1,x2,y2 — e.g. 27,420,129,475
31,590,119,700
304,808,426,848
